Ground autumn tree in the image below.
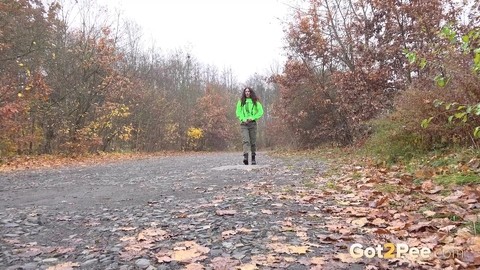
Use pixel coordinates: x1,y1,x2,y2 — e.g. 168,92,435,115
271,0,466,147
190,84,236,150
0,0,61,156
0,0,247,158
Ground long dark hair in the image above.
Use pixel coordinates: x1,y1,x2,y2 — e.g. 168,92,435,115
240,87,259,106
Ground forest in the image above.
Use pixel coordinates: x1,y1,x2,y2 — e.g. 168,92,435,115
1,1,480,268
1,0,479,161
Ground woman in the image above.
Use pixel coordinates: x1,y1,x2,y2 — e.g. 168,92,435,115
236,87,264,165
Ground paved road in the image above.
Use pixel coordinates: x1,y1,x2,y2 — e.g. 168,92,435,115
0,152,359,270
0,152,304,210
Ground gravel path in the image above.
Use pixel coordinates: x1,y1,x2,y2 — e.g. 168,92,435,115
0,152,358,270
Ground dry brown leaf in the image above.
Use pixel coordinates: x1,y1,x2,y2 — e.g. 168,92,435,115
296,231,309,241
371,218,386,226
469,236,480,252
317,235,340,243
369,196,389,208
210,256,240,269
216,209,237,216
287,245,309,254
156,255,172,263
310,256,325,265
406,238,422,246
267,243,289,253
454,258,468,268
421,179,434,191
373,228,391,234
387,220,406,230
335,253,360,263
250,254,281,266
54,247,76,255
438,225,456,233
172,250,203,262
46,262,80,270
237,263,257,270
171,241,210,263
423,210,436,217
351,217,368,227
301,195,317,203
325,224,343,232
141,228,167,237
461,251,480,266
237,227,253,234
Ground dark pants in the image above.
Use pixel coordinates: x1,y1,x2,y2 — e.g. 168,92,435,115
241,121,257,154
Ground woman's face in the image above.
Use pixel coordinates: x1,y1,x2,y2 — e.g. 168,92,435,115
244,88,251,97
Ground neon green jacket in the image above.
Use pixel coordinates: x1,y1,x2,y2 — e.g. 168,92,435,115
236,98,264,122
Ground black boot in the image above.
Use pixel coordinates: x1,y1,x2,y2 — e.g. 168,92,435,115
243,153,248,165
251,153,256,165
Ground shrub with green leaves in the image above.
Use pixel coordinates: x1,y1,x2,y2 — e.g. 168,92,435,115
363,117,429,164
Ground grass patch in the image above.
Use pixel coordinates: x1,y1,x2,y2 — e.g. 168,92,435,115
375,183,406,193
351,171,362,179
324,180,338,190
468,219,480,235
435,173,480,186
360,118,429,165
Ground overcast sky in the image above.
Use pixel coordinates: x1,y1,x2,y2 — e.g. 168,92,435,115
97,0,294,82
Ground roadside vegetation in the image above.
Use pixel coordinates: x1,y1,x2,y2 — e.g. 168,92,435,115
1,0,479,267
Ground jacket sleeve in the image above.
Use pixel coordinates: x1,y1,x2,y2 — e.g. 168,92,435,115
236,100,245,122
253,102,264,120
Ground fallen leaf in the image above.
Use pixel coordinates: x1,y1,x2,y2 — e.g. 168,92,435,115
369,196,389,208
54,247,76,255
284,257,296,262
423,210,436,217
184,263,204,270
288,245,309,254
351,217,368,227
216,210,237,216
267,243,289,253
210,256,240,269
172,250,203,263
421,180,434,191
310,256,325,265
335,253,360,263
439,225,456,233
237,263,257,270
371,218,386,226
46,262,80,270
237,227,252,234
156,255,172,263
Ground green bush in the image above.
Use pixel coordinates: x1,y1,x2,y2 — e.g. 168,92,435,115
362,117,429,164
